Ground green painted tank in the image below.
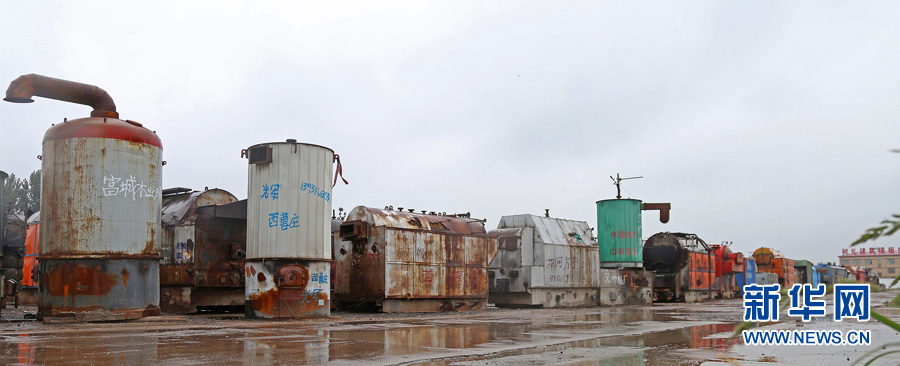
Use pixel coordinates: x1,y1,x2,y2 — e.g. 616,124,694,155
597,199,643,268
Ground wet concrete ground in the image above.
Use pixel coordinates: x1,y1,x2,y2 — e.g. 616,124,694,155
0,291,897,365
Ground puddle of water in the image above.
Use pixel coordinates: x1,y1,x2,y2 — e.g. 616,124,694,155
0,307,741,365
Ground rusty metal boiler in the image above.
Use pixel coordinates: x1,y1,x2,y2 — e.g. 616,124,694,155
488,214,600,308
243,140,334,319
4,74,163,321
334,207,499,313
159,188,244,313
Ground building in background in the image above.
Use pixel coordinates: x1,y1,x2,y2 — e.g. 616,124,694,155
839,247,900,284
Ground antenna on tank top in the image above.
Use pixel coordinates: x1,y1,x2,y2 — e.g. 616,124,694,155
610,173,643,199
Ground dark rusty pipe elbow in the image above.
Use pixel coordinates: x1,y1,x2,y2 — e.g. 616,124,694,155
4,74,118,118
641,202,671,223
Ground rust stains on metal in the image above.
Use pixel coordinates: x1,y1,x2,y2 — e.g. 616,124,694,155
143,224,157,255
276,265,309,288
121,268,129,290
43,263,117,297
248,288,330,317
4,74,118,118
341,207,488,238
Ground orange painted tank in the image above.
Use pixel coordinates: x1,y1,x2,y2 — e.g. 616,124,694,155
710,244,744,299
752,248,795,288
23,219,39,287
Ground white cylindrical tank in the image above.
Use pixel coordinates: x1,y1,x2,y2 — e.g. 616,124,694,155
243,140,334,319
246,141,333,260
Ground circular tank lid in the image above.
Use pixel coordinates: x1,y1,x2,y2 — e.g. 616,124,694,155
43,117,162,148
246,140,334,152
596,198,642,204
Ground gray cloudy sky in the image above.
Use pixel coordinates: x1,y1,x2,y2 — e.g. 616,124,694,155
2,1,898,264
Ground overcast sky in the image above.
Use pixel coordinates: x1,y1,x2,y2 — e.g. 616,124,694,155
2,1,898,264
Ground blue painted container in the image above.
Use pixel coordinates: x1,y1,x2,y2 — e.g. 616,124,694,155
736,258,757,294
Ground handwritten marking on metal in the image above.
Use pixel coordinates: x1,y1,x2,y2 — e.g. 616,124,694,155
101,174,161,200
175,242,192,263
300,182,331,202
610,231,637,238
415,248,428,262
310,272,329,284
421,269,434,284
302,289,323,304
549,274,571,283
604,271,625,286
547,257,578,270
261,183,281,200
611,248,638,256
268,212,300,230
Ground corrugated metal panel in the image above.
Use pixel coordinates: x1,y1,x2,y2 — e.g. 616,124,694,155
346,207,487,234
161,189,237,226
41,135,162,257
247,142,333,260
687,251,716,291
382,228,493,300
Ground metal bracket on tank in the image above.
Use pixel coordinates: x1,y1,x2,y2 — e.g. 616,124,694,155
243,146,273,164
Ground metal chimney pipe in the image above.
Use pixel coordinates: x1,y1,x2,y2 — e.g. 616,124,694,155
4,74,118,118
641,202,671,223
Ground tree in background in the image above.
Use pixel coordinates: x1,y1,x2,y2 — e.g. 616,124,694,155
27,169,40,213
1,169,40,215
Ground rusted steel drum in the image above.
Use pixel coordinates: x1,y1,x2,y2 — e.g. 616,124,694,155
39,117,163,321
488,214,600,308
159,188,244,314
243,140,334,319
334,207,499,312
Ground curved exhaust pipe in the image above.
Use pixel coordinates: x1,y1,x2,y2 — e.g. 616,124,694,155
641,202,671,223
4,74,118,118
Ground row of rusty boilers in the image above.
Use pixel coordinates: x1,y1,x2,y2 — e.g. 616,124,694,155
5,74,163,321
484,197,670,309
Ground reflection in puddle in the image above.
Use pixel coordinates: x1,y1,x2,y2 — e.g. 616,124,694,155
0,308,738,365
